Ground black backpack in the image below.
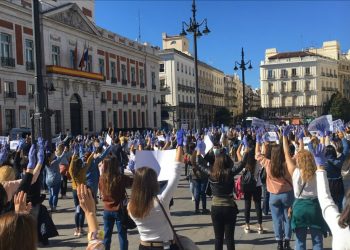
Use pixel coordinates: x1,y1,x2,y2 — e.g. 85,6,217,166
240,169,257,193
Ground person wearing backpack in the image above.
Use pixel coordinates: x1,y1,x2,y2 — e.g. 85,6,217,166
238,135,263,234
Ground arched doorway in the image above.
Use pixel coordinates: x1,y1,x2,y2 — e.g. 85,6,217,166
70,94,82,135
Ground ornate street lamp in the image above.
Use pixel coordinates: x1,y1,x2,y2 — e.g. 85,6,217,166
234,47,252,127
180,0,210,130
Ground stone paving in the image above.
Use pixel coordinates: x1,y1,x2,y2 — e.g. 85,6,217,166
38,172,333,250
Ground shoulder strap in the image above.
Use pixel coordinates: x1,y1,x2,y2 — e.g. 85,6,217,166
298,182,307,198
155,197,184,250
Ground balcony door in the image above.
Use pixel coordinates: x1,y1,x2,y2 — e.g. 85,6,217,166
70,94,82,135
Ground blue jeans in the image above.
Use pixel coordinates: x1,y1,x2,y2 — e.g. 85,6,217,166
295,227,323,250
269,191,294,240
72,190,85,228
192,178,208,210
48,182,60,208
103,210,128,250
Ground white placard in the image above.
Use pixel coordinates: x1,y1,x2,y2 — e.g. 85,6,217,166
303,137,311,144
252,117,265,128
203,135,213,155
0,136,9,143
157,136,165,142
308,115,333,132
332,119,344,132
105,134,112,146
181,124,188,130
265,132,279,142
135,149,177,181
10,140,19,151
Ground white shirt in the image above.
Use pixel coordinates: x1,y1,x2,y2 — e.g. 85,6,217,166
130,162,183,242
292,168,317,199
316,170,350,250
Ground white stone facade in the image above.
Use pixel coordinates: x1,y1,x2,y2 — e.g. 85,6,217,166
0,0,161,135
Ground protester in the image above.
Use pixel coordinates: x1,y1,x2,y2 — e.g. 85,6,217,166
128,130,184,250
237,135,264,234
99,156,133,250
256,130,294,250
283,126,327,250
200,142,248,250
310,143,350,250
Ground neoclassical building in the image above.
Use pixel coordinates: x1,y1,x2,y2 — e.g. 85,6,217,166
0,0,161,135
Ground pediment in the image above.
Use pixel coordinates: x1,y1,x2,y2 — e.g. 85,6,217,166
44,4,100,36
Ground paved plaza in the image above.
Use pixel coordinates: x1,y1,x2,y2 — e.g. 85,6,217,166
39,171,333,250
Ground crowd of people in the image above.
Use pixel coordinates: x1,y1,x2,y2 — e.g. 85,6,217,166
0,122,350,250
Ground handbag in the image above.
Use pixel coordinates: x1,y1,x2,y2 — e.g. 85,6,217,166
156,197,199,250
205,180,212,197
119,192,136,230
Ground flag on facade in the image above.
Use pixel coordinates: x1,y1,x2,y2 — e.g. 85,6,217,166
79,46,88,70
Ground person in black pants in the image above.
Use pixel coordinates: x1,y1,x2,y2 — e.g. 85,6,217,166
199,145,248,250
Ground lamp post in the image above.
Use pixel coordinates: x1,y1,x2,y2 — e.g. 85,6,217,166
31,0,52,147
179,0,210,130
234,47,252,127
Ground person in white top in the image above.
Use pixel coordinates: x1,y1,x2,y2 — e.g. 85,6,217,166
310,143,350,250
283,126,327,250
128,130,184,250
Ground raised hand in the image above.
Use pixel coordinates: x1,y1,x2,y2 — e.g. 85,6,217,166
282,125,293,137
176,129,184,147
309,143,326,166
14,191,31,214
297,128,305,140
242,135,249,148
315,124,326,137
37,142,45,165
16,139,25,151
27,144,37,169
77,184,96,214
37,137,44,150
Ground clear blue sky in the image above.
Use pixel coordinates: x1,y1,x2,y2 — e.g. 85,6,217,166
95,0,350,88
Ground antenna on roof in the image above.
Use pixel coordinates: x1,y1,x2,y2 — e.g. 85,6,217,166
138,10,142,43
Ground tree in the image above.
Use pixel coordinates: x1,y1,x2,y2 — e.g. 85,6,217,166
328,92,350,122
214,107,232,125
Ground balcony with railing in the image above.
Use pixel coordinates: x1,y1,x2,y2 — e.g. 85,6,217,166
28,93,34,99
322,87,337,92
112,99,118,104
141,101,145,106
4,91,16,98
140,82,145,89
132,101,137,105
111,77,118,84
122,79,127,85
1,57,15,67
152,84,156,90
123,100,128,105
131,81,137,87
26,61,35,71
101,97,107,104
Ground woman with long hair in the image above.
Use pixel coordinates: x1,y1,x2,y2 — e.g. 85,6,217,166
256,131,294,250
200,144,249,250
282,126,327,250
128,131,184,250
310,143,350,250
69,144,93,237
99,156,133,250
237,135,263,234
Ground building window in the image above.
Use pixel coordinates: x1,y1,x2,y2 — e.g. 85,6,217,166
154,111,157,127
292,68,297,77
291,81,297,91
177,62,179,71
88,111,93,131
139,68,144,84
25,39,34,68
113,111,118,128
87,55,92,72
185,65,187,74
69,49,75,69
51,45,60,66
267,70,273,79
5,109,15,131
159,63,164,72
151,71,156,89
133,112,137,128
121,64,126,80
111,61,116,78
281,82,286,92
181,63,183,72
131,66,136,82
281,69,288,78
54,110,62,134
305,80,311,91
123,111,128,128
1,33,12,59
189,67,191,75
29,84,35,95
101,111,107,130
98,58,104,75
305,67,310,75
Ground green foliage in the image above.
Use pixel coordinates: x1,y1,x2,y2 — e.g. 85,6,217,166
214,107,232,125
328,92,350,122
